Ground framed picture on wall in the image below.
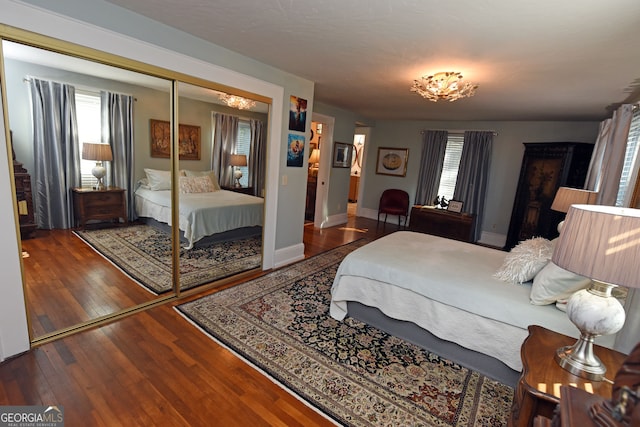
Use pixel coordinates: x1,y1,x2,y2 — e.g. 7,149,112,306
332,142,353,168
150,119,201,160
376,147,408,177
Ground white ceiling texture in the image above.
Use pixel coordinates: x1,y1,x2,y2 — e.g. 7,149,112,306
104,0,640,122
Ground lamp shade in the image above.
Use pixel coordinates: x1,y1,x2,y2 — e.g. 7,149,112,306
308,149,320,165
550,187,598,213
229,154,247,167
82,143,113,161
552,204,640,289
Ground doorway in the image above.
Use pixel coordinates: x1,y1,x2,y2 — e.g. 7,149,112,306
349,130,367,218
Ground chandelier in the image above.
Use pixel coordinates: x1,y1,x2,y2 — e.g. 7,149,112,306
219,93,256,110
410,71,478,102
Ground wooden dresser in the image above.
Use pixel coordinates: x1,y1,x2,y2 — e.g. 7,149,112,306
408,205,475,242
12,145,37,239
72,187,127,229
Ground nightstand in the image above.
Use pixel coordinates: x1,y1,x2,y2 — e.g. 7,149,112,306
222,185,254,195
509,325,625,427
72,187,127,229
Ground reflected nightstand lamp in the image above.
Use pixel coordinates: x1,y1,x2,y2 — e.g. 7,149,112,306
230,154,247,188
82,142,113,190
550,186,598,232
552,204,640,381
308,148,320,177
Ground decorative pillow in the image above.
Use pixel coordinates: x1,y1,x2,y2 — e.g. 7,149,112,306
179,175,216,194
530,261,591,305
184,170,221,191
144,168,171,191
493,237,554,284
137,178,150,190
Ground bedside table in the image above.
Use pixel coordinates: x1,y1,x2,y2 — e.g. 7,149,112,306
72,187,127,229
509,325,625,427
222,185,254,195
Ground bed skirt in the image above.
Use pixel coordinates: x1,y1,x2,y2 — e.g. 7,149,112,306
141,217,261,248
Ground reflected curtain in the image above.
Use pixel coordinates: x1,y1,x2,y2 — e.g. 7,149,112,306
249,119,266,196
452,131,493,242
28,77,80,229
212,113,239,187
101,91,135,220
584,104,634,206
414,130,448,205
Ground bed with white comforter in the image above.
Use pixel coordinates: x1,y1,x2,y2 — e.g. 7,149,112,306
135,187,263,249
330,231,615,378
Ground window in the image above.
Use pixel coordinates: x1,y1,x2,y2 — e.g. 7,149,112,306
436,133,464,201
75,91,102,188
234,120,251,187
616,108,640,206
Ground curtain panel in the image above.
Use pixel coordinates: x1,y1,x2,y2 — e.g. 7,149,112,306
414,130,448,205
211,113,239,187
28,77,81,229
453,131,493,242
249,119,266,196
101,91,135,220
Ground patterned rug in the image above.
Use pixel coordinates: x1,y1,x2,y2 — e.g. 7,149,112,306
177,240,513,426
74,224,262,294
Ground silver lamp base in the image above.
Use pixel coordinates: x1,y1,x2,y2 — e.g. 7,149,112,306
555,334,606,381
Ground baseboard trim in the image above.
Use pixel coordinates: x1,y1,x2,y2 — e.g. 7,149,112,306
274,243,305,268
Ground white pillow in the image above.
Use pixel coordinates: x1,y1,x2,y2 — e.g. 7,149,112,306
179,175,216,194
184,170,221,191
144,168,171,191
530,261,591,305
493,237,554,284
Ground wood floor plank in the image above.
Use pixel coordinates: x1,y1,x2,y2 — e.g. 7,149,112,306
2,214,394,425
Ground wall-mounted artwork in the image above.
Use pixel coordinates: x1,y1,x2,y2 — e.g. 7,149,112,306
376,147,408,177
150,119,201,160
287,133,305,167
288,95,307,132
333,142,353,168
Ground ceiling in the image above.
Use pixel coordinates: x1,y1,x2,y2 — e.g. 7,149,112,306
99,1,640,121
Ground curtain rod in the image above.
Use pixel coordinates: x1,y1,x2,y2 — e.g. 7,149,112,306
23,76,137,101
420,129,498,136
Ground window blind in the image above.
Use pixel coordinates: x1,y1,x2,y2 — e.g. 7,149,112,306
437,133,464,200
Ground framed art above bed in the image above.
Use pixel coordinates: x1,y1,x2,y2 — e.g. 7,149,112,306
150,119,201,160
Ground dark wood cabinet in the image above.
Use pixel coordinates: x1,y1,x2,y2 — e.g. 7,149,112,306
305,176,317,221
72,187,127,229
505,142,593,250
12,149,37,239
221,185,255,195
408,205,476,242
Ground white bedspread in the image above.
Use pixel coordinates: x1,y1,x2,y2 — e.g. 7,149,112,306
135,188,263,249
330,231,614,371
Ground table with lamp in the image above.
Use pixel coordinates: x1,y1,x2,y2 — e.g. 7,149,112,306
72,142,127,228
222,154,253,195
510,200,640,426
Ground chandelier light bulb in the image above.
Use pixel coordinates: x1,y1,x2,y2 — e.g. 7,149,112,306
410,71,478,102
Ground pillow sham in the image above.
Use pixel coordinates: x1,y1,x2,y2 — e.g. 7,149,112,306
530,261,591,305
179,175,216,194
144,168,171,191
184,170,221,191
493,237,554,284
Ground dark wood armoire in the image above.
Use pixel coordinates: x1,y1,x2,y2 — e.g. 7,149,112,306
505,142,593,250
11,133,37,239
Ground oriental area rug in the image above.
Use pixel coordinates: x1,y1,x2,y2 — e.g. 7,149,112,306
177,240,513,426
74,224,261,294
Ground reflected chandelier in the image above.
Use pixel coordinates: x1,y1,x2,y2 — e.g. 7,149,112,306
219,93,256,110
410,71,478,102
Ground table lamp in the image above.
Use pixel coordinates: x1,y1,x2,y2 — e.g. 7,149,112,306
550,187,598,232
82,142,113,190
552,204,640,381
230,154,247,188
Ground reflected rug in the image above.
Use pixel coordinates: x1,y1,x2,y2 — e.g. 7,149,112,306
177,240,513,426
74,224,261,294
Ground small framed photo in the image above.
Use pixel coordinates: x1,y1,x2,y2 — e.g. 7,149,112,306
332,142,353,168
376,147,408,177
447,200,464,213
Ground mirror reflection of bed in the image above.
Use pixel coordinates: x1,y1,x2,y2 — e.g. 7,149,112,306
3,39,268,341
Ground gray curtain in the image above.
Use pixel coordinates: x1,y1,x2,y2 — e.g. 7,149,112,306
249,119,266,196
414,130,448,205
584,104,634,206
101,91,135,220
28,77,80,229
453,131,493,242
212,113,239,187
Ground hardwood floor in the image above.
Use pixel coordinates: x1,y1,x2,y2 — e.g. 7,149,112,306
1,216,399,426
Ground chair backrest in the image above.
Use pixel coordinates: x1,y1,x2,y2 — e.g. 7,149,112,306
379,189,409,212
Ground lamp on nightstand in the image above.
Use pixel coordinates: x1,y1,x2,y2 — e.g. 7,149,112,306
550,186,598,232
552,204,640,381
230,154,247,188
82,142,113,190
